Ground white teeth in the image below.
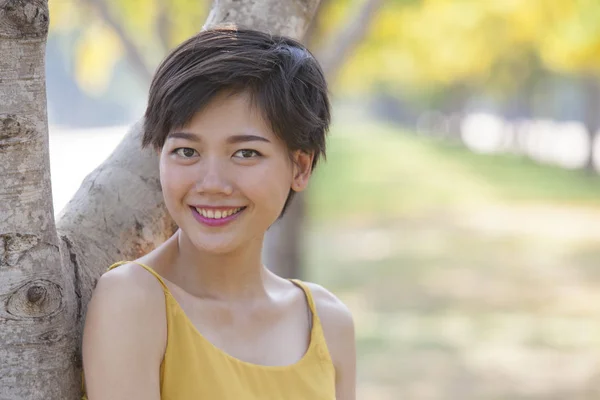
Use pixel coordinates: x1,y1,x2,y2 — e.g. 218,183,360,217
195,207,243,219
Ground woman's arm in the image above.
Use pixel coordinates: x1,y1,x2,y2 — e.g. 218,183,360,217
330,308,356,400
82,266,167,400
307,283,357,400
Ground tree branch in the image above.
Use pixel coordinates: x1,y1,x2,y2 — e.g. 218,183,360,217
302,0,331,48
156,2,171,53
81,0,154,84
204,0,321,38
317,0,383,80
56,121,176,308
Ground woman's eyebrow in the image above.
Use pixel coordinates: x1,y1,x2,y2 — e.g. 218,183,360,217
167,132,271,144
226,134,271,144
167,131,200,141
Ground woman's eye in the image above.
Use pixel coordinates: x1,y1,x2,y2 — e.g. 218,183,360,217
174,148,197,158
234,149,261,159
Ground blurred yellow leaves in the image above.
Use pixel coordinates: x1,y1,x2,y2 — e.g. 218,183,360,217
108,0,158,42
50,0,600,96
337,0,506,92
49,0,79,32
538,0,600,73
74,21,124,95
50,0,208,95
166,0,209,46
336,0,600,94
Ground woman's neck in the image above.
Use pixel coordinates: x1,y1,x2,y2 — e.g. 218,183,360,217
160,229,274,302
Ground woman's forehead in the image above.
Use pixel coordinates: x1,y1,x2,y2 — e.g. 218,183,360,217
177,93,274,138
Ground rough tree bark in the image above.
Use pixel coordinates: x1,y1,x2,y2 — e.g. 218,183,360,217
0,1,76,398
0,1,321,399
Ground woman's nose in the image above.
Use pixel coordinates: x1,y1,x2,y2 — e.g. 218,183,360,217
193,157,233,196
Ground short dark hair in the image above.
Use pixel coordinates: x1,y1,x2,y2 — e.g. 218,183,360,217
143,26,331,217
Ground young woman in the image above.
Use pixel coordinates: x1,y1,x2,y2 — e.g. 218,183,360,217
82,26,356,400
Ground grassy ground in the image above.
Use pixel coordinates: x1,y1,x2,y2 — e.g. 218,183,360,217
306,120,600,399
309,122,600,223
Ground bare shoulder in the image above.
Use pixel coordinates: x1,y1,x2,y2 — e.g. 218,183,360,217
303,282,356,399
303,282,354,331
303,282,355,365
87,262,167,322
96,262,167,299
82,263,166,399
85,262,168,349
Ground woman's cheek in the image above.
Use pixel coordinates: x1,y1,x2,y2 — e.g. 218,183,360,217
249,169,289,207
161,166,189,199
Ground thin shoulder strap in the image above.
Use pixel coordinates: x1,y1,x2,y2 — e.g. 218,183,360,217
289,279,318,315
289,279,334,364
290,278,325,334
108,260,170,292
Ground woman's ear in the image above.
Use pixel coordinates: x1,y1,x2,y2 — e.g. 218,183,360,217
290,150,314,192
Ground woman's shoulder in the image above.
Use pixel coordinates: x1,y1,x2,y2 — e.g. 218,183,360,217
95,261,168,307
86,261,168,344
82,263,167,398
300,281,355,389
300,281,354,346
300,282,353,323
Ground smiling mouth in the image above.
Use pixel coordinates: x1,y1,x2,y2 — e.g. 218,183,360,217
192,206,246,220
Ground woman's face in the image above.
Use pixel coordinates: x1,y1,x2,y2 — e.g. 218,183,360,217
159,91,312,254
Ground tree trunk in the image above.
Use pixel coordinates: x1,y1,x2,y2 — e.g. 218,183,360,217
0,1,321,399
261,192,306,279
263,0,383,279
0,1,78,398
583,75,600,173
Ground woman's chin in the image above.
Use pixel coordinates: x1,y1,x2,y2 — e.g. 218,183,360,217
189,236,242,255
177,223,265,256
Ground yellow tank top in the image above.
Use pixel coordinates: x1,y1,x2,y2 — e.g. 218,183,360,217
82,261,336,399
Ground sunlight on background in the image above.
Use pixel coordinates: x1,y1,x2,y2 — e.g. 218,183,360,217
49,126,127,215
48,0,600,398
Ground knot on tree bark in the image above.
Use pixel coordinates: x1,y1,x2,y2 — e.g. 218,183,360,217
0,114,36,147
0,0,48,38
27,284,44,303
6,279,62,318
